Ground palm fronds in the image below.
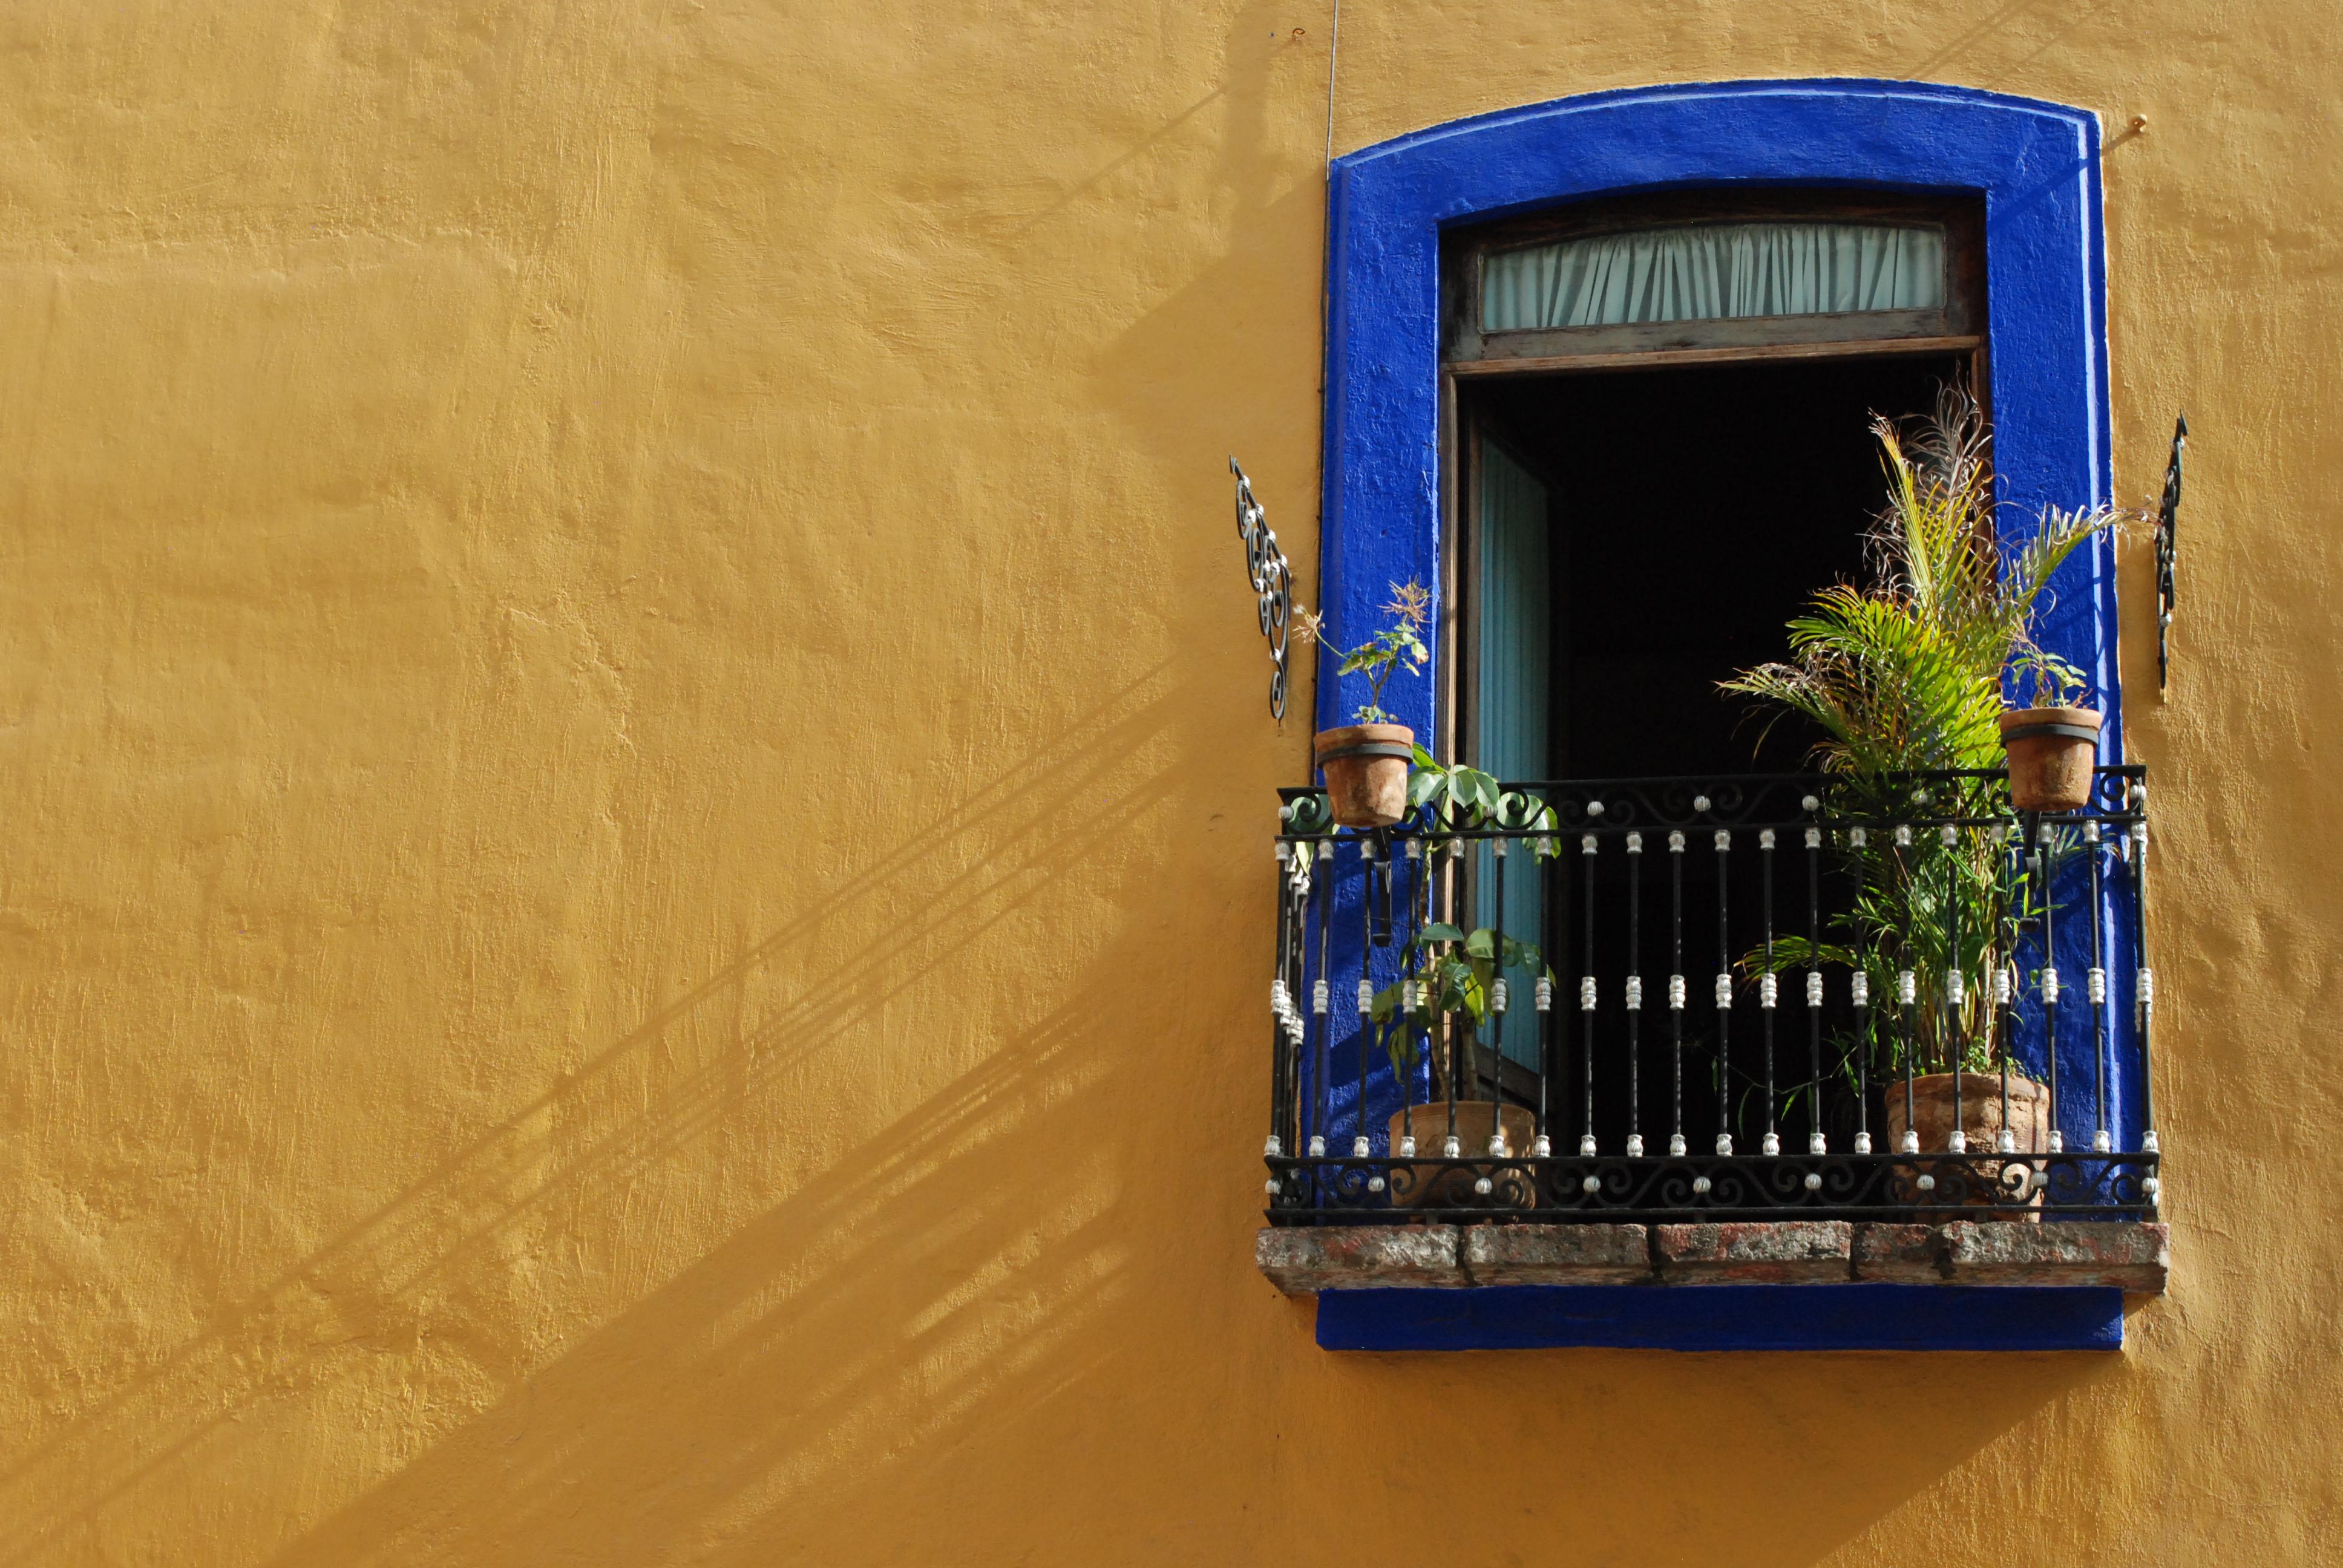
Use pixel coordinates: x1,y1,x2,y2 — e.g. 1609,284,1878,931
1723,385,2134,1074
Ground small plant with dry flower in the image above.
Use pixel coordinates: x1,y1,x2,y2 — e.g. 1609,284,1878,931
1294,581,1431,725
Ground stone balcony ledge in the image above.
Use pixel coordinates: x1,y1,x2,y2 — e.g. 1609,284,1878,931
1257,1220,2168,1295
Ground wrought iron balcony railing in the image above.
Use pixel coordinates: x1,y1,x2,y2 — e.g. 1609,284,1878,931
1263,767,2158,1225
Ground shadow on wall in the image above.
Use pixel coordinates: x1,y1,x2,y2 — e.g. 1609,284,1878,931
4,662,1207,1563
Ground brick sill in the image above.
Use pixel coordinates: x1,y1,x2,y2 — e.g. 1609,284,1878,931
1259,1221,2166,1351
1258,1220,2169,1293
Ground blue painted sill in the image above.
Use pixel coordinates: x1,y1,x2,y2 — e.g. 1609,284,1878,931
1314,1284,2125,1352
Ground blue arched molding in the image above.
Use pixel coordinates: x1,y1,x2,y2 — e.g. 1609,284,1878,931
1317,78,2117,751
1312,80,2140,1166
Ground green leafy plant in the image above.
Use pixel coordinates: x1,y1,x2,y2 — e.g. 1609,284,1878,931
1293,581,1431,725
1722,386,2136,1074
1404,745,1557,842
2010,645,2091,709
1369,922,1554,1089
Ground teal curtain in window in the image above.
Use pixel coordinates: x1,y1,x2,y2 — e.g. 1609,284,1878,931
1483,221,1944,331
1477,443,1549,1070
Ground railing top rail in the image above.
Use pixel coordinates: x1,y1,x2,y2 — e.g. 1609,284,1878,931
1277,765,2147,838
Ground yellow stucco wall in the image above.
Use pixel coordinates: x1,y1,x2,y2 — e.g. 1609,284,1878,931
2,2,2337,1563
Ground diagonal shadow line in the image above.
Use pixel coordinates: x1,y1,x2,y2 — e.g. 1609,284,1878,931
2,662,1229,1556
246,900,1217,1564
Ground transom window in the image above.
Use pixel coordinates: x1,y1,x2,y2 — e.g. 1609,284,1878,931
1443,190,1984,368
1481,220,1945,331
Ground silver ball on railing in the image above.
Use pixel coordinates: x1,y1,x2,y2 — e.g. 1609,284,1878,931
1803,1172,1823,1191
1265,1178,1281,1195
1692,795,1711,813
1367,1175,1386,1194
1801,794,1820,812
1473,1176,1493,1196
2143,1175,2161,1199
1587,800,1605,818
1916,1174,1936,1191
1691,1175,1712,1195
1582,1175,1601,1194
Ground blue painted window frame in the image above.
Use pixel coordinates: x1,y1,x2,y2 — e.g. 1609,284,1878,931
1317,79,2116,751
1313,79,2140,1151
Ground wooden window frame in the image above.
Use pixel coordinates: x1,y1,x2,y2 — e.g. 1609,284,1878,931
1441,188,1988,375
1436,188,1989,774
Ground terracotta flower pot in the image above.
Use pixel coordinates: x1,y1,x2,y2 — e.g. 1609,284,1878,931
1884,1071,2051,1217
1999,706,2102,813
1314,723,1413,828
1384,1101,1537,1209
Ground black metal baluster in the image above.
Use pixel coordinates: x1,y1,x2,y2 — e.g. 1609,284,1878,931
1312,839,1333,1160
1434,839,1452,1157
1759,828,1779,1156
2129,783,2159,1198
1580,828,1598,1156
1850,824,1872,1154
1998,823,2017,1154
1896,823,1917,1158
2037,819,2063,1154
1398,837,1423,1157
1942,822,1964,1152
1490,834,1511,1157
1804,803,1825,1155
1354,838,1374,1163
1714,826,1733,1157
1625,831,1644,1157
2088,820,2111,1153
1283,843,1302,1162
1669,829,1687,1158
1536,820,1555,1156
1270,841,1291,1163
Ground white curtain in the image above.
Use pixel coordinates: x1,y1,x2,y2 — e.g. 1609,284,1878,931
1483,221,1944,332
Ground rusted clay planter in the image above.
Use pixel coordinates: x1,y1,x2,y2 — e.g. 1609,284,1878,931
1315,723,1412,828
2000,706,2102,812
1384,1101,1536,1210
1884,1071,2051,1218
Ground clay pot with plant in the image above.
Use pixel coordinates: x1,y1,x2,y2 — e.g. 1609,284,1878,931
1371,915,1550,1208
1294,583,1432,828
1722,387,2136,1192
2001,646,2103,813
1365,757,1560,1206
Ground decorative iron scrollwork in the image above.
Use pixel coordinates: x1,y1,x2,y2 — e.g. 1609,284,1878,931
1230,457,1294,720
2156,414,2186,694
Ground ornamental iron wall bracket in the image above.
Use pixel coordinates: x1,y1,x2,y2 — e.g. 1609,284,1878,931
1230,457,1294,720
2155,415,2185,695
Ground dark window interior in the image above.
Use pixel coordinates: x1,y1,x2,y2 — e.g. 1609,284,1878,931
1466,353,1965,780
1459,352,1967,1144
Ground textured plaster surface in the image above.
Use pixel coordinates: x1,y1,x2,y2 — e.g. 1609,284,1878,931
0,1,2338,1564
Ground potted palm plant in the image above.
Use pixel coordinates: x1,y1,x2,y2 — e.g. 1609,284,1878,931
1293,582,1430,828
1723,387,2133,1165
